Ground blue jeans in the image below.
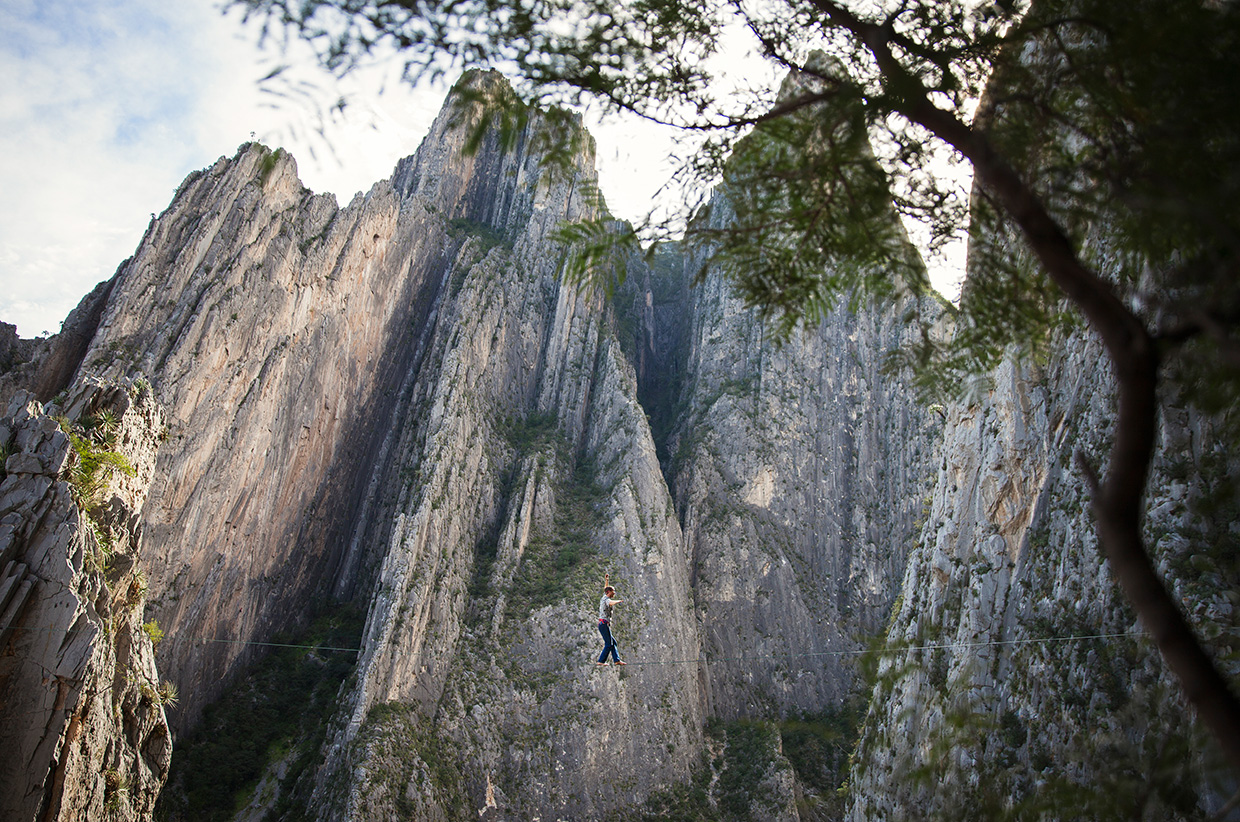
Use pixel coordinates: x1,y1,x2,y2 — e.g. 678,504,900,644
598,620,620,663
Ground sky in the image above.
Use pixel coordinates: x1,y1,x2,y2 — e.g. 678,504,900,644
0,0,963,339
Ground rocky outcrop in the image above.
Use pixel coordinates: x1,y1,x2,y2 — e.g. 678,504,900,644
295,81,705,822
0,380,171,821
841,10,1240,816
0,278,117,410
68,110,462,732
0,322,47,410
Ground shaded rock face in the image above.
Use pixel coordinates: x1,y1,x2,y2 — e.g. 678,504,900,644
667,199,945,720
312,267,707,819
297,98,706,821
64,71,594,731
72,141,445,733
841,23,1238,822
298,134,942,817
0,381,171,822
301,151,944,818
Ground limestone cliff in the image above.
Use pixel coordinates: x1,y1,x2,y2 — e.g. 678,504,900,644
665,196,944,721
0,71,712,819
0,70,975,821
847,324,1239,820
299,120,941,817
296,83,706,821
842,12,1240,818
0,380,171,821
60,72,588,732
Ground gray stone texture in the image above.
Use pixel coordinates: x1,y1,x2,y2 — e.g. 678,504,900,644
0,383,171,822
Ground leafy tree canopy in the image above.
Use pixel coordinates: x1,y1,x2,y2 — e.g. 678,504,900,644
232,0,1240,785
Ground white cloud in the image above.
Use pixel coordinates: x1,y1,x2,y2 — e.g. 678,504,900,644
0,0,450,337
0,0,963,338
0,0,670,338
0,0,224,335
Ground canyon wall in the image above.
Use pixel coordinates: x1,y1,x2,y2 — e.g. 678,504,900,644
842,9,1240,816
0,71,937,819
848,326,1239,820
4,60,1231,822
668,196,945,721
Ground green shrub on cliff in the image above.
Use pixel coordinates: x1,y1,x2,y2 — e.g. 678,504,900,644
508,451,608,617
58,414,134,507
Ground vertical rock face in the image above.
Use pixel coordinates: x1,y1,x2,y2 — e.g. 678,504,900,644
0,381,171,821
668,199,945,720
2,52,1235,821
316,270,706,817
296,86,706,821
72,136,445,731
842,18,1238,821
65,70,601,730
0,70,963,820
849,326,1238,819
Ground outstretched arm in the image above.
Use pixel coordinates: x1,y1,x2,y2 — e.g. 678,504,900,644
604,573,622,602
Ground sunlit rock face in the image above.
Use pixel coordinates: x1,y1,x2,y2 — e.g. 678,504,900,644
0,381,171,822
848,319,1239,819
842,26,1239,822
9,71,709,819
64,71,561,733
298,78,707,821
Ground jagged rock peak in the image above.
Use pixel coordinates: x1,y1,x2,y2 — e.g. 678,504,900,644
392,69,602,233
2,61,964,822
33,61,612,747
